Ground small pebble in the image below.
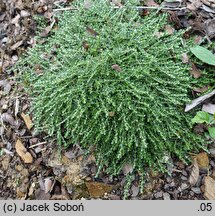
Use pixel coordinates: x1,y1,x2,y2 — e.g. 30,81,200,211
170,181,175,187
191,187,201,194
85,177,91,181
180,183,188,191
166,176,172,183
209,148,215,157
163,192,171,200
110,195,121,200
154,191,163,199
189,191,195,196
164,184,170,190
131,185,139,197
210,160,215,167
182,170,188,176
181,176,188,181
196,176,203,187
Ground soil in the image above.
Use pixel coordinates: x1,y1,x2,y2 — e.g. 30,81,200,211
0,0,215,200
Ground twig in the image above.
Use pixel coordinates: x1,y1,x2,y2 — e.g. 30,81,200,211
29,141,47,148
53,6,78,11
172,168,183,173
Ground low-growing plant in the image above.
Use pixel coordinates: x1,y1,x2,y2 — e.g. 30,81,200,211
192,111,215,139
15,1,206,190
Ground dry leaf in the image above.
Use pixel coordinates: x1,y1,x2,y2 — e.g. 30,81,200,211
44,178,54,194
86,182,113,198
194,35,203,44
189,158,199,186
165,25,174,35
112,0,123,7
193,85,209,93
40,26,52,38
205,18,215,39
185,89,215,112
122,163,133,175
86,26,98,37
35,189,51,200
82,41,90,51
11,14,20,25
111,64,121,72
182,53,189,63
108,111,115,117
15,139,33,163
202,103,215,114
1,113,16,126
204,176,215,200
196,152,209,170
144,0,159,7
11,40,23,50
190,62,201,78
21,112,33,130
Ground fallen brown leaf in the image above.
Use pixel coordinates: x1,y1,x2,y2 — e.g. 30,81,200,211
205,18,215,39
164,25,174,35
144,0,159,7
193,85,209,93
11,40,23,50
40,26,52,38
86,26,98,37
44,178,54,194
82,41,90,51
204,176,215,200
1,113,16,126
189,158,199,186
190,62,201,78
122,163,133,175
11,14,20,25
182,53,189,64
111,64,121,72
111,0,123,7
21,112,33,130
15,139,33,163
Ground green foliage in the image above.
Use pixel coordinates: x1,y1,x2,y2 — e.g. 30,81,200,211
192,111,215,139
208,127,215,139
33,15,48,32
190,45,215,66
189,41,215,91
191,111,215,124
15,1,205,179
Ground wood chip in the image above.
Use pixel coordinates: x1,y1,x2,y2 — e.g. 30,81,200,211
189,158,199,186
15,139,33,163
204,176,215,199
21,112,33,130
185,89,215,112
